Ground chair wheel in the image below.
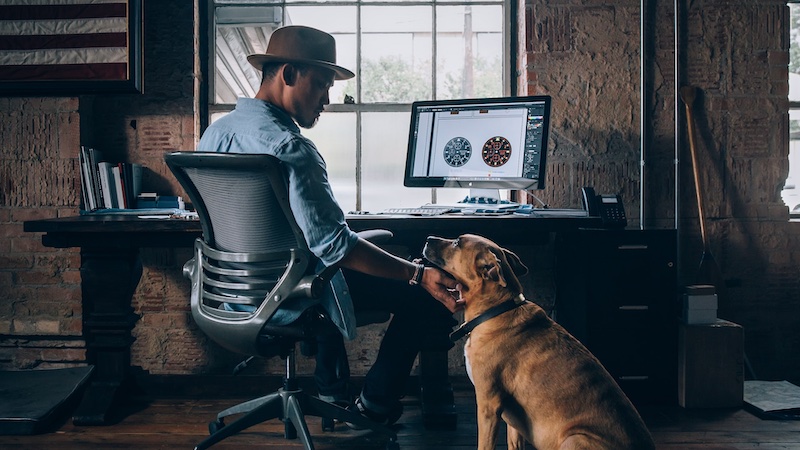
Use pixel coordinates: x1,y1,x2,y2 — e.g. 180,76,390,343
385,439,400,450
321,417,335,432
209,419,225,435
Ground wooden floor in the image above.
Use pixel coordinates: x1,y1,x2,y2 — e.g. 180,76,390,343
2,375,799,450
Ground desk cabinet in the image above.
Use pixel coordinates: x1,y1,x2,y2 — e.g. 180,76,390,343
555,229,678,405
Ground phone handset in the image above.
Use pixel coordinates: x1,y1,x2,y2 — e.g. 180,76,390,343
581,186,627,228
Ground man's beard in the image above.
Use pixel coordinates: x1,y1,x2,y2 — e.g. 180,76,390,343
297,116,319,129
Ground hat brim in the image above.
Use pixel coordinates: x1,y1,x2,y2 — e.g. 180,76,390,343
247,54,354,80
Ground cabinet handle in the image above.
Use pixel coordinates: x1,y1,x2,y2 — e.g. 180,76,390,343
618,375,650,381
618,244,648,250
618,305,649,311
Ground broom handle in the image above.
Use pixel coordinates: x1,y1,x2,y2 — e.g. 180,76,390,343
680,86,710,252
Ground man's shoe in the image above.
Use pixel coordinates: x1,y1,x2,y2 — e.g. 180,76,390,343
345,394,403,430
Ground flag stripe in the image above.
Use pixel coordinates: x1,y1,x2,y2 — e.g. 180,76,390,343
0,62,126,81
0,33,127,50
0,47,128,66
0,4,126,21
0,17,127,36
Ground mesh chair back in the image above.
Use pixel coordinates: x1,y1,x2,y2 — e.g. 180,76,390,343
166,152,305,253
165,152,319,355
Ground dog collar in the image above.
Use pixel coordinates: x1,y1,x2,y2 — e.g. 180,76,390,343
449,294,528,342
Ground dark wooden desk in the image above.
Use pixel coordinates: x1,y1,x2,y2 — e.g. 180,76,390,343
23,213,600,426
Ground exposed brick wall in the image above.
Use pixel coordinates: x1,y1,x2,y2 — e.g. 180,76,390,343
2,0,800,386
525,0,800,383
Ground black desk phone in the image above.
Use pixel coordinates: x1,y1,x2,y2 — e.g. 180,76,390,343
581,187,627,228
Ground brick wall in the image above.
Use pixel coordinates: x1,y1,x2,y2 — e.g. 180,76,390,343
525,0,800,383
2,0,800,384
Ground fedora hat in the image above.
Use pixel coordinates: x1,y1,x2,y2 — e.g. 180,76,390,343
247,25,354,80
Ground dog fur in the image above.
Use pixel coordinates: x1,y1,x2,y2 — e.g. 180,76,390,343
423,234,655,450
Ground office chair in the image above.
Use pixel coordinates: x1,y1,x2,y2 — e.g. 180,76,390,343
165,151,399,450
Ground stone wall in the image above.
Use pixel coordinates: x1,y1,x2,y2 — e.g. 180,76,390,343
2,0,800,385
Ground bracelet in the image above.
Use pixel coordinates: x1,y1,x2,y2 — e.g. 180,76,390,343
408,263,425,285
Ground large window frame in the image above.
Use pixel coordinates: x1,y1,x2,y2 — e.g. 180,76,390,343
200,0,519,211
787,2,800,218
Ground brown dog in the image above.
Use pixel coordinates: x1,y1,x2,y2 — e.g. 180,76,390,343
423,234,655,450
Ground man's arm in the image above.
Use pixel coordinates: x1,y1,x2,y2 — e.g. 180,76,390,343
338,238,463,313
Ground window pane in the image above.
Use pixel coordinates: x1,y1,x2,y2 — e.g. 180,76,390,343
436,5,503,100
361,112,432,210
285,6,358,104
361,6,432,103
301,113,358,211
214,6,282,103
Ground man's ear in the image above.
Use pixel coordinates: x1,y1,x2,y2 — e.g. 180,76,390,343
281,63,298,86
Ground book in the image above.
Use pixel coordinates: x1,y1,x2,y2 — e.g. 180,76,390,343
78,147,96,211
77,147,144,211
112,164,126,208
97,161,116,209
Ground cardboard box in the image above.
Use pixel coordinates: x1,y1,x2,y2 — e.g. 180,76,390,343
682,286,718,324
678,319,744,408
683,308,717,324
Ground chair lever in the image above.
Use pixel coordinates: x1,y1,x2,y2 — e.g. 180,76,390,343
233,356,255,375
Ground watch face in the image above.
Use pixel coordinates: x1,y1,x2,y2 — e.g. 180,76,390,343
443,137,472,167
482,136,512,167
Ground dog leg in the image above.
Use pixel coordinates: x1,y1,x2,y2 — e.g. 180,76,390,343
476,401,501,450
506,423,526,450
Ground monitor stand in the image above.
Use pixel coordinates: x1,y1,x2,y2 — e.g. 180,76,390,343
428,189,519,210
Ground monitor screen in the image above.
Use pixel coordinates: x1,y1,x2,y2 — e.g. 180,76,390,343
404,95,551,191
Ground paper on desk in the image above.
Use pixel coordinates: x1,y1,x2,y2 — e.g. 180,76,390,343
744,380,800,412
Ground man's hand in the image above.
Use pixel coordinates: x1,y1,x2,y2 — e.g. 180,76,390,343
420,266,465,313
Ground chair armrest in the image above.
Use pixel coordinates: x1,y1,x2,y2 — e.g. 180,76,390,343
182,257,196,279
357,229,393,244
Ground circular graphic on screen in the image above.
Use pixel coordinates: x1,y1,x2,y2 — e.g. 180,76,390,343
482,136,512,167
443,137,472,167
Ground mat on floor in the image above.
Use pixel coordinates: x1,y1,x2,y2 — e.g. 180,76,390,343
744,379,800,420
0,366,94,435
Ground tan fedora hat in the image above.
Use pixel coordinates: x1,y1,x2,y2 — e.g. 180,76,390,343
247,25,354,80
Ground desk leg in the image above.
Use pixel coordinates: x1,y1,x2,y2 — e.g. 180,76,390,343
74,247,142,426
419,350,457,430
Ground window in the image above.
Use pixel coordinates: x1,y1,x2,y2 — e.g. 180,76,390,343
208,0,515,211
787,2,800,216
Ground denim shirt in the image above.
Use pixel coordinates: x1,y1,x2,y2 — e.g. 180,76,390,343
198,97,360,340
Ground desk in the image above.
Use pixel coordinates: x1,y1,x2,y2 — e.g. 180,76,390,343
23,213,601,426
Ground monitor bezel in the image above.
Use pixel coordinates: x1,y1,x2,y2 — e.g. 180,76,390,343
403,95,551,191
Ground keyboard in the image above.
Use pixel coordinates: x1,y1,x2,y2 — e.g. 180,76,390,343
380,207,454,216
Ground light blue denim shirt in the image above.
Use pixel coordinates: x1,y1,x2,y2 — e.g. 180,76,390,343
198,97,360,339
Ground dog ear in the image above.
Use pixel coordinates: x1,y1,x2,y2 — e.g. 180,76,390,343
502,248,528,277
480,253,508,287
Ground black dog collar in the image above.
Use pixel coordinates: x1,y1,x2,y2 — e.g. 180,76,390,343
449,294,528,342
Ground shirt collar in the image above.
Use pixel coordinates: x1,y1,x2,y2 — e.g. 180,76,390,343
236,97,300,133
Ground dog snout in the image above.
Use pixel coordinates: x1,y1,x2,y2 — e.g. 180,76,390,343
423,236,451,263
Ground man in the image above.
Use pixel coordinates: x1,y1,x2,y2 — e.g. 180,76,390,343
198,25,462,426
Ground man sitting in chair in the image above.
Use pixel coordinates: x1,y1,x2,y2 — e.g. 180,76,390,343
198,25,463,426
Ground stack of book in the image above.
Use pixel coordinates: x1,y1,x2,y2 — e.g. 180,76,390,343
79,146,143,211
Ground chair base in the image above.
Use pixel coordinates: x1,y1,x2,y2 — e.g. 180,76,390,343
194,386,399,450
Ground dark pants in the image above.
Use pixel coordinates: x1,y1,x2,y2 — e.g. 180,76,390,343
314,268,456,406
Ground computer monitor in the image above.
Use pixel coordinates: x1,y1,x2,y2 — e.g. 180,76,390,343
403,95,551,202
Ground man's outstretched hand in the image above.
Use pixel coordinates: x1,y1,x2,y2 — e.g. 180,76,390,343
420,265,464,313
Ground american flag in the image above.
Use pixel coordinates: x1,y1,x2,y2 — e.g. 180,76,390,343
0,0,131,83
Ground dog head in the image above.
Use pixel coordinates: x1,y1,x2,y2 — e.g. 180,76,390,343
423,234,528,304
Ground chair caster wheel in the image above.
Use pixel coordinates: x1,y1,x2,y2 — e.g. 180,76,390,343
385,439,400,450
209,419,225,435
321,417,335,432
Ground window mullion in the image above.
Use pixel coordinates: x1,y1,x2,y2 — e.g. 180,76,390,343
355,2,363,211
